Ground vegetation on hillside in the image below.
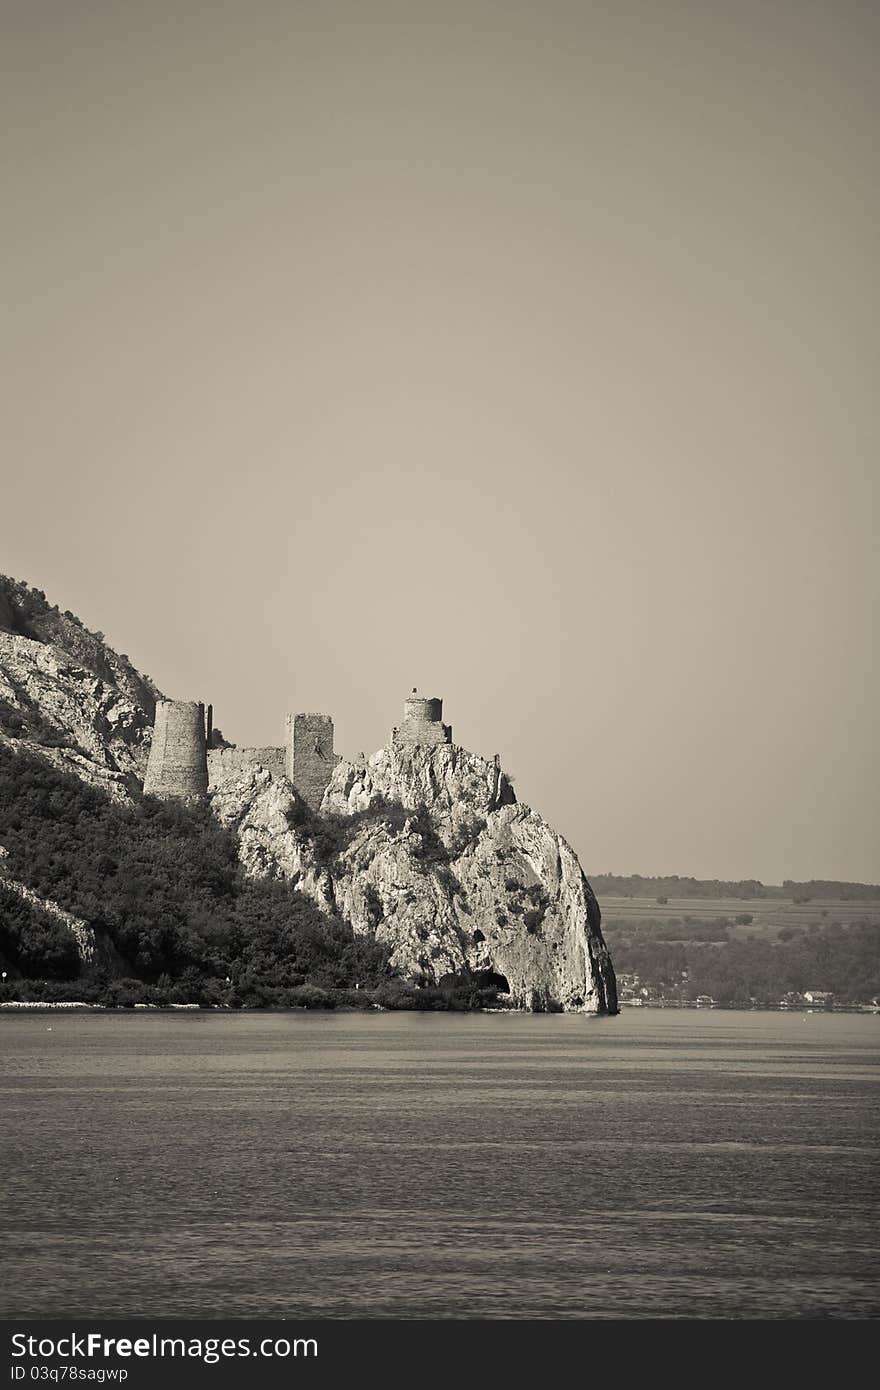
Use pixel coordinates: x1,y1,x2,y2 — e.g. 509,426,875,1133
0,575,161,715
0,744,505,1010
606,917,880,1006
0,743,381,1005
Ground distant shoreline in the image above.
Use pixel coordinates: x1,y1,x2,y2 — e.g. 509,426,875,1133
1,1000,877,1016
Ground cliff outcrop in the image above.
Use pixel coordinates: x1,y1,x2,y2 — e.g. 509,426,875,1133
0,575,617,1013
211,743,617,1013
0,578,158,798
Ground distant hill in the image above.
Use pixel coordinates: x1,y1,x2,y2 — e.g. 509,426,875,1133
589,873,880,902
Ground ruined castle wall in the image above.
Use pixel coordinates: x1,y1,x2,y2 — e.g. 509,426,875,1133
286,713,340,813
207,747,286,789
142,700,208,800
391,721,453,747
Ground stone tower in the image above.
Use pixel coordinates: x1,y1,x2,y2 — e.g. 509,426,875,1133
285,712,340,813
391,689,453,747
143,700,209,800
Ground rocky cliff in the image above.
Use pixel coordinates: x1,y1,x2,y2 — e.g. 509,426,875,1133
0,577,159,799
0,574,616,1013
211,743,617,1014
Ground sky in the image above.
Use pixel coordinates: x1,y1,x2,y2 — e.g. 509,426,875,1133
2,0,877,883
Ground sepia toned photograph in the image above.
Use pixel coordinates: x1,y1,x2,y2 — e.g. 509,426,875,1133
1,0,877,1363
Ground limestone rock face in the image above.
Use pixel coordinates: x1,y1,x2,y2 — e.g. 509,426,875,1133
0,631,154,799
322,741,516,843
210,744,617,1014
0,576,161,798
211,766,336,909
0,577,159,718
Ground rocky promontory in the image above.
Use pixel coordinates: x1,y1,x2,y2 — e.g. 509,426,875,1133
0,575,617,1013
212,742,617,1013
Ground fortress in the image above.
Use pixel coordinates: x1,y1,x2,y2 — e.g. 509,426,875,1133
142,689,451,811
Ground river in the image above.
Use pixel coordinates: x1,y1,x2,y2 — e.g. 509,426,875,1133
1,1008,877,1318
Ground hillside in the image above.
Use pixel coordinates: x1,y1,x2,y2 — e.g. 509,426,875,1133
0,575,617,1013
0,576,162,797
0,742,393,1006
0,576,161,720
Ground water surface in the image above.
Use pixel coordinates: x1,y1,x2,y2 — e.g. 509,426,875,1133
1,1009,877,1318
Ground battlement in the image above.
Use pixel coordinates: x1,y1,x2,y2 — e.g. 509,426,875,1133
286,712,340,813
143,700,209,800
391,689,452,748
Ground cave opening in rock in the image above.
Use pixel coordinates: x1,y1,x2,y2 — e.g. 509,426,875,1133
474,970,510,994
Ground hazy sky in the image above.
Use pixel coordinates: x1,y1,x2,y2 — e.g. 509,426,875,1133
2,1,877,883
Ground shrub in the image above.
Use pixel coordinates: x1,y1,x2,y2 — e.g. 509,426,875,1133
373,980,421,1010
333,988,374,1010
288,984,334,1009
105,978,146,1008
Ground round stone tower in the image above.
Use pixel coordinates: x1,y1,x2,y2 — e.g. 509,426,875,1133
391,689,453,747
143,700,209,800
403,694,443,725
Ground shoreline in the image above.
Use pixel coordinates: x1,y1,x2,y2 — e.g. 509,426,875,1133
1,1000,877,1016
